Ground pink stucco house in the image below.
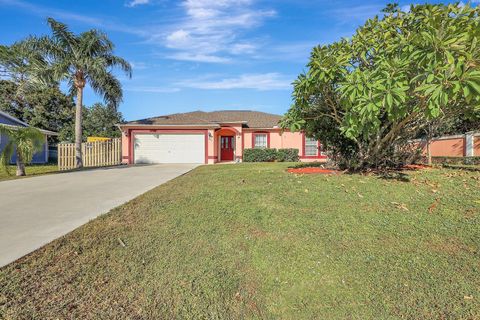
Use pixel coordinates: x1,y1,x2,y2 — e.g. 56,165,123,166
118,110,327,164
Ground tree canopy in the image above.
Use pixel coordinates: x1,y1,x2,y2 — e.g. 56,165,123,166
282,3,480,169
0,80,74,137
36,18,132,108
59,103,124,142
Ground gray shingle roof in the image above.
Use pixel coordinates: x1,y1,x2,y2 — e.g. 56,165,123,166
123,110,282,128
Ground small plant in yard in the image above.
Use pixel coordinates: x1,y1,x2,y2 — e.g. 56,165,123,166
0,125,44,176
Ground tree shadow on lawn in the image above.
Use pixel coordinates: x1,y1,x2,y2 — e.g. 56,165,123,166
376,171,411,182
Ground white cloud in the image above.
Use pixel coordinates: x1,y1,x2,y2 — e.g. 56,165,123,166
126,0,149,8
230,43,256,55
176,73,291,91
166,53,231,63
157,0,275,63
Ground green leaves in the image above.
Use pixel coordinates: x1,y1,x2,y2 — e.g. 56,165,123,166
0,125,45,173
283,2,480,170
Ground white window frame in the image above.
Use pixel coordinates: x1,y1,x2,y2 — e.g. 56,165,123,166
254,133,268,149
305,136,318,156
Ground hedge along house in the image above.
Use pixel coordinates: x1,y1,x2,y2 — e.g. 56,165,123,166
118,110,327,165
0,111,57,164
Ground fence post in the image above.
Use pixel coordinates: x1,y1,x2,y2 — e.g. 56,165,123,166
58,144,62,170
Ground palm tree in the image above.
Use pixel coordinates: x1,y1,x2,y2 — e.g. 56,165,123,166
0,125,45,176
0,39,53,101
37,18,132,168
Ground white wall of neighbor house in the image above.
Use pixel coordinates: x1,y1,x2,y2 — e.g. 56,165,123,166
465,132,475,157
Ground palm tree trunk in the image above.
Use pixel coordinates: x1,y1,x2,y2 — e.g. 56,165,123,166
16,149,26,176
75,86,84,168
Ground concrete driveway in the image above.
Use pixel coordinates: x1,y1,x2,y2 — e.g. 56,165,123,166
0,164,199,267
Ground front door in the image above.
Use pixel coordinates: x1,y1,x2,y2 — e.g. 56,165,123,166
220,136,234,161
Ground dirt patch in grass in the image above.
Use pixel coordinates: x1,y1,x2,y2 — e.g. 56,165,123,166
427,237,477,256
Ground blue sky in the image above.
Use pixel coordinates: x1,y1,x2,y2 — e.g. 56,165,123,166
0,0,460,120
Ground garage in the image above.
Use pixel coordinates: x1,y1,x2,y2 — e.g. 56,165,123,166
134,133,205,164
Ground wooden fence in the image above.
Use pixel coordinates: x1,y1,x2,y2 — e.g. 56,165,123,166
58,138,121,170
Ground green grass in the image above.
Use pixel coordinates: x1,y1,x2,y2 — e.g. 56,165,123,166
1,163,479,319
0,164,58,181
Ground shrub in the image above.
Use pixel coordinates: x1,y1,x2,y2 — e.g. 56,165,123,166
243,148,300,162
243,148,277,162
276,148,299,162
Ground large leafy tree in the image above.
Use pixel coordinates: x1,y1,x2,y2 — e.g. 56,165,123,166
0,80,75,139
282,3,480,169
0,125,45,176
37,18,131,168
59,103,124,142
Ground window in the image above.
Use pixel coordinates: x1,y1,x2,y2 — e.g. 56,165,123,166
305,137,318,156
254,133,267,148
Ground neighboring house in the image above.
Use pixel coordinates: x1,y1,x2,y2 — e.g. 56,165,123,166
0,111,57,164
414,132,480,157
118,110,327,164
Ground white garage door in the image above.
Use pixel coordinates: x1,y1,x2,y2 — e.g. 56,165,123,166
134,133,205,164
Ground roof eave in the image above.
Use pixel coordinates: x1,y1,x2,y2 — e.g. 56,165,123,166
117,123,222,128
0,123,58,136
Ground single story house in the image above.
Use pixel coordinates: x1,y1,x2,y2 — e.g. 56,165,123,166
0,111,57,164
118,110,327,164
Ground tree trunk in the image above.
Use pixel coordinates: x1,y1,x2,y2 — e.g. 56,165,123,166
16,149,26,176
75,86,84,168
426,123,432,166
426,137,432,166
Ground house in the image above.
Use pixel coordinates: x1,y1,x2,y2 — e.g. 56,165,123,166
118,110,327,164
0,111,57,164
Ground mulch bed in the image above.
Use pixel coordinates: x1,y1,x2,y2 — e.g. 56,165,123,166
287,167,341,175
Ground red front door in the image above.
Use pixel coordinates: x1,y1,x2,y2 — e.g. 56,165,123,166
220,136,234,161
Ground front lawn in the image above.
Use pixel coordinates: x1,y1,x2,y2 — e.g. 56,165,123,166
0,164,58,182
1,163,479,319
